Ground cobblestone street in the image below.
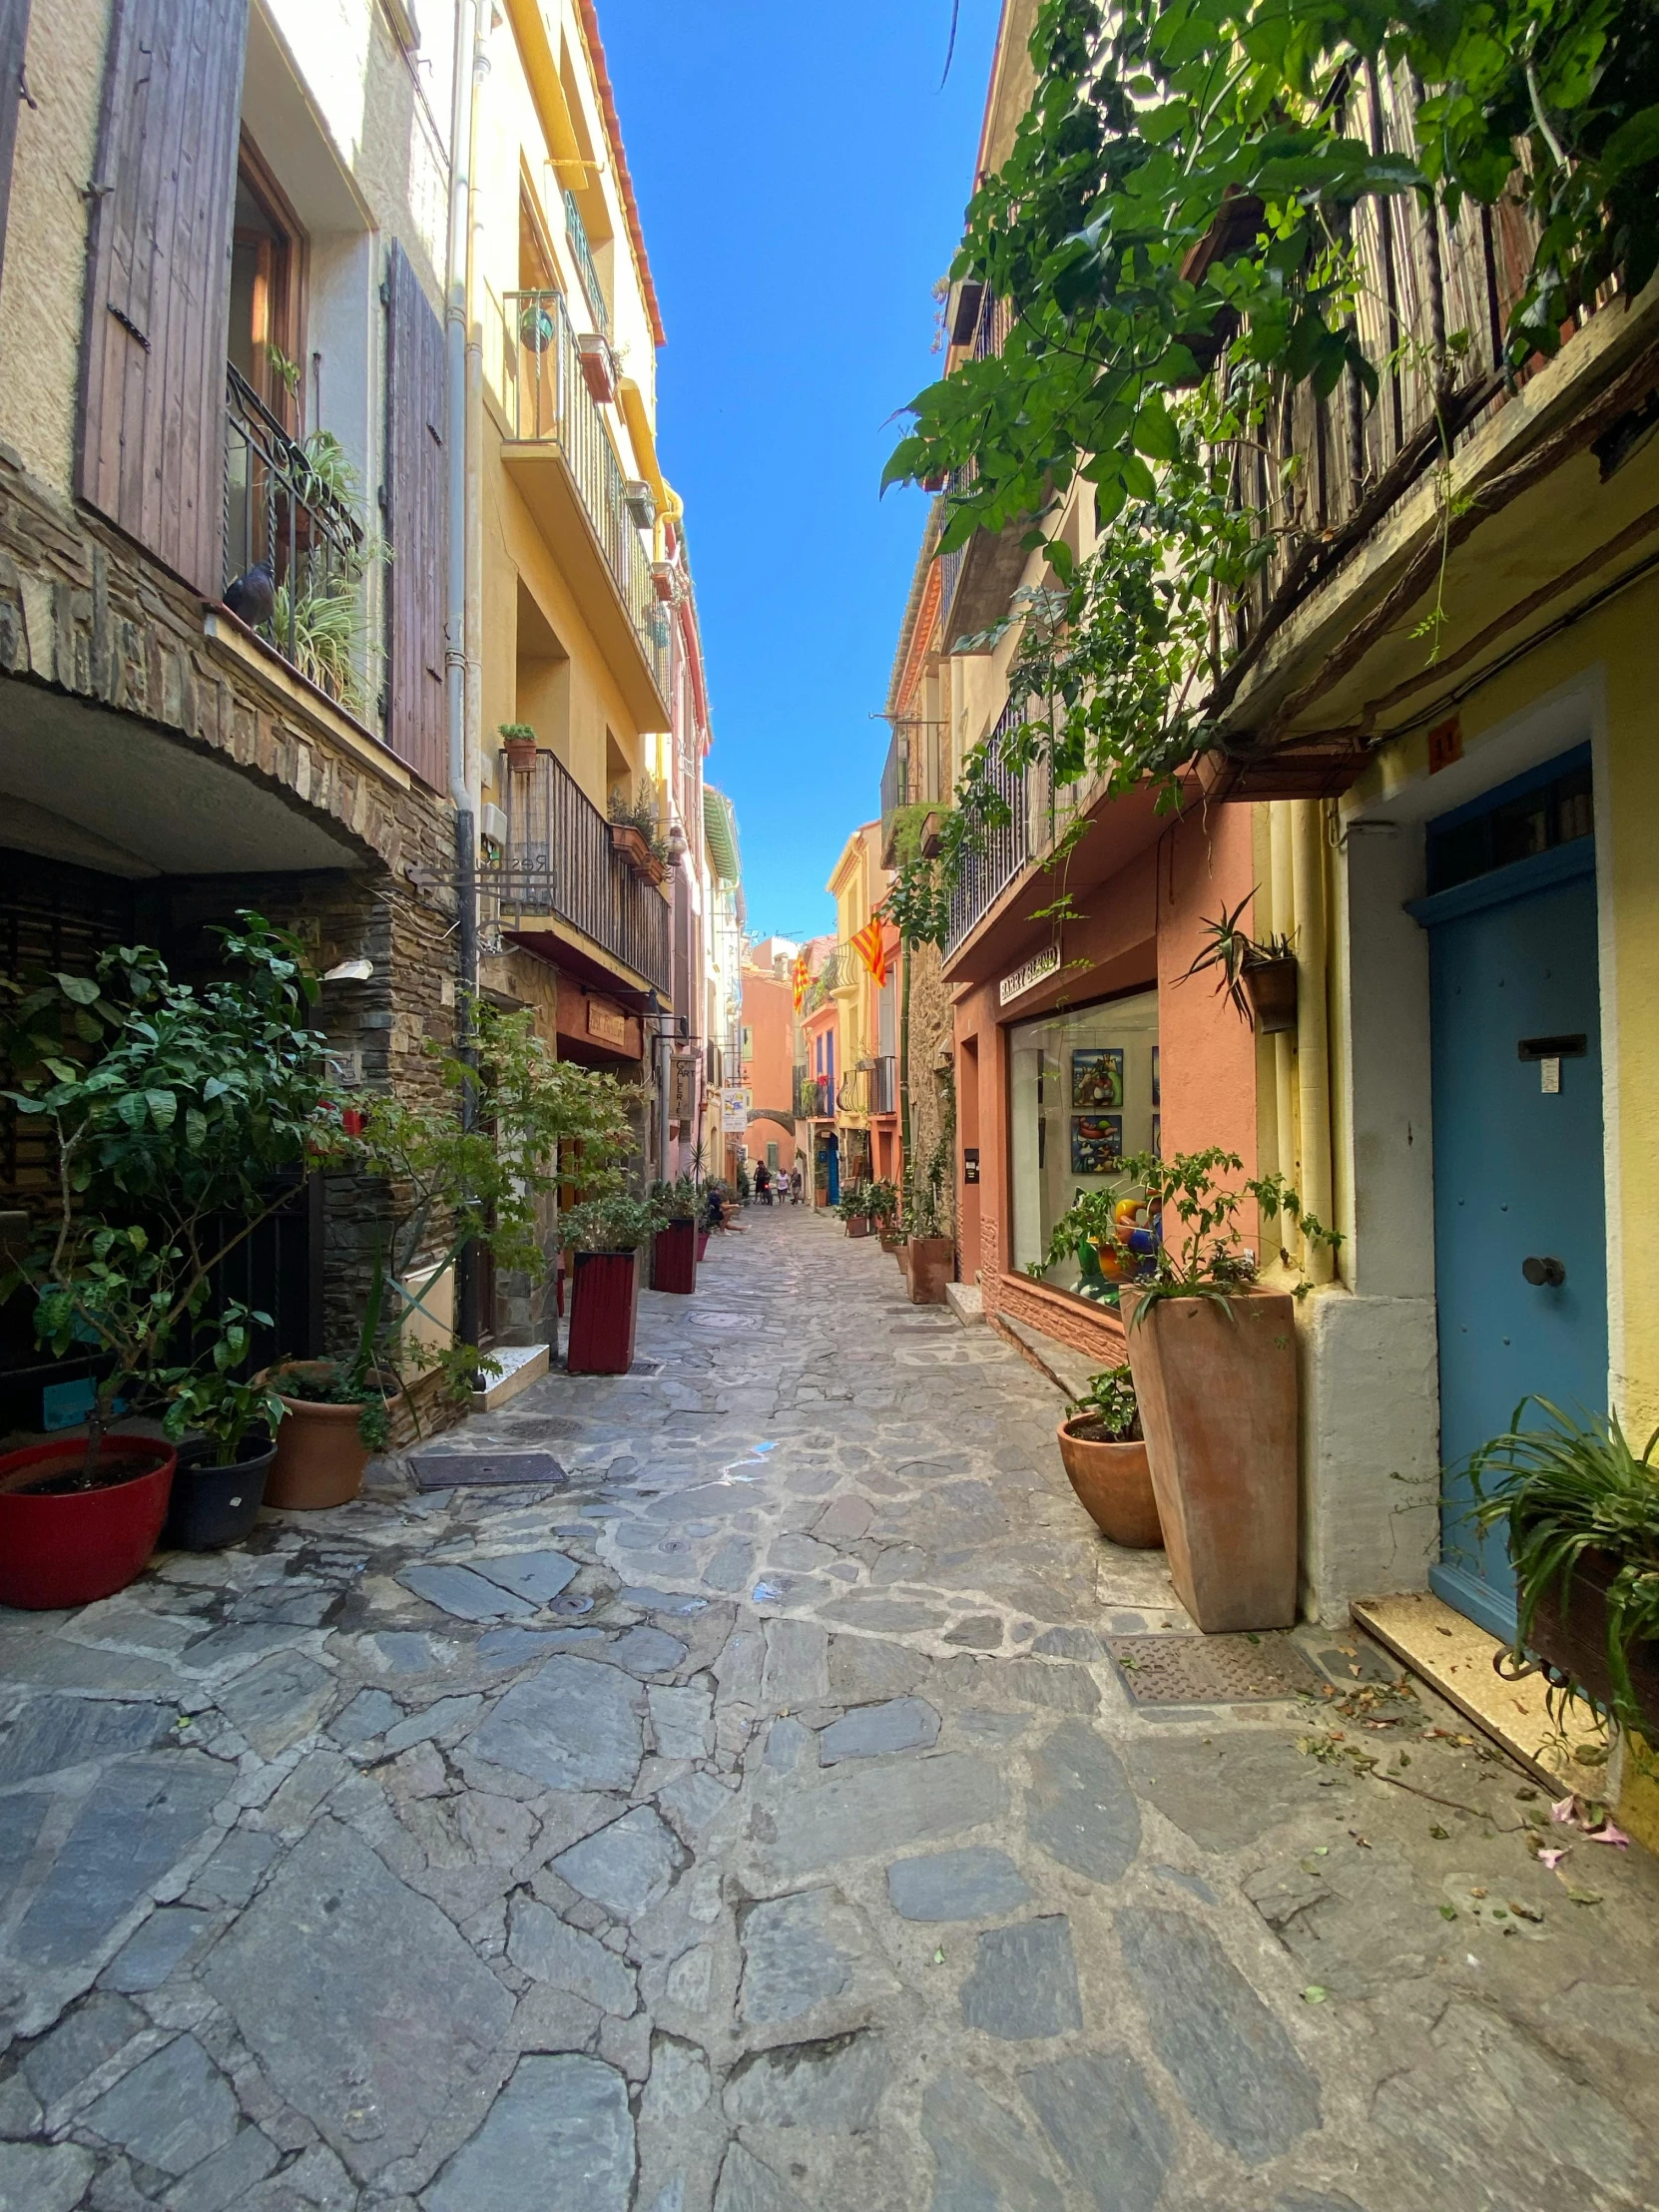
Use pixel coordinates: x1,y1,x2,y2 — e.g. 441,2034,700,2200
3,1208,1658,2212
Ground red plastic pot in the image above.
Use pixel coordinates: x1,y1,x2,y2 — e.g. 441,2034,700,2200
567,1251,642,1375
652,1217,698,1295
0,1437,177,1609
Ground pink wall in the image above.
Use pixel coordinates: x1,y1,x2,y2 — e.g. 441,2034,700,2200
742,969,798,1173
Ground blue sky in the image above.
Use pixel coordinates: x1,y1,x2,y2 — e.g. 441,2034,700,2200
598,1,1004,942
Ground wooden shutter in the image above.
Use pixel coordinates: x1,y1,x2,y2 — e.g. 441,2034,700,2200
0,0,30,299
384,241,447,791
76,0,249,599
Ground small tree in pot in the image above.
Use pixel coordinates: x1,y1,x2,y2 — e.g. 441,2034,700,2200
1113,1147,1340,1633
0,917,341,1601
649,1175,700,1292
835,1180,876,1237
563,1192,663,1374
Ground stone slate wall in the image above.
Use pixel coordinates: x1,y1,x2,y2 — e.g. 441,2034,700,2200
903,938,955,1243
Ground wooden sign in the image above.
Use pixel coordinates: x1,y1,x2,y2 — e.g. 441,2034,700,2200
586,999,627,1047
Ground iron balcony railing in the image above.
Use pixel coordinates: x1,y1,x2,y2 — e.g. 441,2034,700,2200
480,746,670,993
563,190,609,338
795,1073,833,1119
880,723,908,825
946,701,1049,956
223,365,367,707
499,288,671,701
871,1055,897,1116
837,1063,876,1115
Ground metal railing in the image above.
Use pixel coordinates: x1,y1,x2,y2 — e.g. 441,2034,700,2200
836,1065,872,1115
880,723,908,825
946,701,1037,955
223,365,367,707
499,288,671,701
563,190,609,338
480,746,670,992
871,1055,897,1116
795,1073,833,1119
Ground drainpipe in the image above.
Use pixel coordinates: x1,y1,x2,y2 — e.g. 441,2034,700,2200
447,0,483,1349
1269,803,1298,1203
1290,799,1336,1284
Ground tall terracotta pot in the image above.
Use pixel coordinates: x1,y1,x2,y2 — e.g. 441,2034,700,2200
652,1218,698,1294
1120,1288,1299,1631
906,1236,954,1305
567,1250,641,1374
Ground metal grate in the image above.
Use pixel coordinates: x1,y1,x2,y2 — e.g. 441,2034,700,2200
1107,1633,1327,1706
407,1452,567,1490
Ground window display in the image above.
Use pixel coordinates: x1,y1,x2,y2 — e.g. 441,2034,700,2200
1009,987,1159,1296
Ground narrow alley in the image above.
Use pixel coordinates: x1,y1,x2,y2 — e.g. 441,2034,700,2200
3,1210,1656,2212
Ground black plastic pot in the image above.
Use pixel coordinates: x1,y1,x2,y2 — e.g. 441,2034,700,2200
162,1432,276,1550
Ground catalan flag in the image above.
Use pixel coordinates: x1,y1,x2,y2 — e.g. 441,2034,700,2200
850,916,889,990
791,951,810,1011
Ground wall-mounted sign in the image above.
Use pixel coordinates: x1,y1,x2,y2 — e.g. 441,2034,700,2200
1427,715,1463,773
586,999,628,1048
721,1086,751,1133
998,944,1060,1007
962,1147,980,1185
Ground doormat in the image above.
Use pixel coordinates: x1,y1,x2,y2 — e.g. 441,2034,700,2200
1106,1632,1326,1706
407,1451,567,1491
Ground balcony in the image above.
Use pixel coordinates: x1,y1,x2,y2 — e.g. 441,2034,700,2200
498,288,671,728
795,1073,833,1119
946,703,1052,956
563,191,609,339
222,366,368,713
871,1054,897,1116
480,746,670,994
836,1063,873,1115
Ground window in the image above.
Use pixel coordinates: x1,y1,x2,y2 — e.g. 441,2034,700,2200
228,138,305,428
1427,746,1593,894
1009,988,1160,1297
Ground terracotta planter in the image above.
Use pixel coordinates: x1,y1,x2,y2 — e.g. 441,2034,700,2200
0,1437,177,1609
266,1364,399,1511
501,737,538,775
1523,1545,1659,1737
1242,956,1298,1035
609,822,662,880
1056,1416,1163,1548
1121,1288,1299,1631
844,1216,871,1239
567,1250,641,1374
164,1433,276,1550
907,1236,954,1305
652,1218,698,1294
878,1232,899,1255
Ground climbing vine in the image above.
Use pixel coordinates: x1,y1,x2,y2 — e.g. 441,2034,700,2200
881,0,1659,937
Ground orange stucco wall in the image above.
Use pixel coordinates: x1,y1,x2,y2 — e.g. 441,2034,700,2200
742,969,799,1173
952,808,1259,1345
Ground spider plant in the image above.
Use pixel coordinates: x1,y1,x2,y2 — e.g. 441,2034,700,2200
1466,1397,1659,1741
1179,893,1295,1022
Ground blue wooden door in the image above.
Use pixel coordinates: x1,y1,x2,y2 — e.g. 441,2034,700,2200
1418,830,1606,1642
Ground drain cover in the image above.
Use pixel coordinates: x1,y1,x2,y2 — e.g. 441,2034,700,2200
407,1451,567,1491
1106,1633,1325,1705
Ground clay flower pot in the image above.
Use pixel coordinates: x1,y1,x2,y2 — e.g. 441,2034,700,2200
0,1436,177,1609
1523,1545,1659,1739
844,1216,871,1239
906,1235,954,1305
1242,955,1298,1034
501,736,538,775
1121,1288,1299,1631
1055,1416,1163,1548
567,1250,642,1374
266,1364,399,1511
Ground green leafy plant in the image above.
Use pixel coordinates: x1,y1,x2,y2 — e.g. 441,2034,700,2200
498,722,538,746
160,1304,287,1464
867,1178,900,1230
1068,1363,1142,1441
562,1191,665,1254
1179,893,1297,1023
834,1180,875,1224
2,916,343,1472
1466,1397,1659,1743
608,777,669,864
652,1174,699,1223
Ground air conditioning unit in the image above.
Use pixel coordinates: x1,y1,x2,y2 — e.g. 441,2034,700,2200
479,802,508,848
575,331,617,404
947,277,986,348
623,479,656,530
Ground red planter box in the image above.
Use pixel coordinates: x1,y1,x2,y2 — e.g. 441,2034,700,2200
652,1218,698,1295
566,1251,641,1375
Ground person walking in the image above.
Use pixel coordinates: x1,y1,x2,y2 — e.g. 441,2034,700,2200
755,1160,772,1205
790,1165,803,1205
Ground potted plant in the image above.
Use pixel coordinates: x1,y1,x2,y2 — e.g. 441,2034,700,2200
901,1137,954,1304
1033,1186,1161,1306
564,1193,663,1374
1057,1365,1163,1548
0,918,340,1605
1180,891,1299,1035
161,1309,287,1549
1116,1147,1340,1632
868,1178,900,1251
267,1000,637,1505
608,780,669,885
499,722,540,775
1467,1398,1659,1746
836,1181,875,1238
651,1175,700,1293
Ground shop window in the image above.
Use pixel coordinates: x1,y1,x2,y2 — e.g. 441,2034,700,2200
1009,987,1159,1297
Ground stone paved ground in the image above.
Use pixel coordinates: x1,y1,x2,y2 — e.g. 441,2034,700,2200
3,1207,1659,2212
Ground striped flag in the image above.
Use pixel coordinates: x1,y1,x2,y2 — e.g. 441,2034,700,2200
850,917,888,990
791,951,810,1011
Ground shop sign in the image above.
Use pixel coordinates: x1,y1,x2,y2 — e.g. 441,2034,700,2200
586,998,628,1047
962,1147,980,1185
721,1086,751,1133
998,944,1060,1007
